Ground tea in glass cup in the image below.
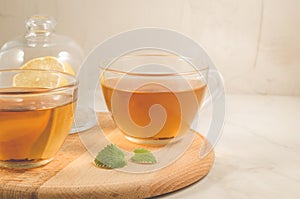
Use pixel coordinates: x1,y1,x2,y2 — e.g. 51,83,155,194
100,52,208,145
0,69,78,169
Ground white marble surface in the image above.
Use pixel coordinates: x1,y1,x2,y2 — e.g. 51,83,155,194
0,0,300,95
158,94,300,199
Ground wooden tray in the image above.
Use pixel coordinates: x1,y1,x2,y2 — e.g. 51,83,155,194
0,113,214,199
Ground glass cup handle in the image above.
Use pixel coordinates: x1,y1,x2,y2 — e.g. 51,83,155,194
201,69,225,110
197,68,225,158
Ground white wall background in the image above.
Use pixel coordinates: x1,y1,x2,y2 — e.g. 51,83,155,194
0,0,299,95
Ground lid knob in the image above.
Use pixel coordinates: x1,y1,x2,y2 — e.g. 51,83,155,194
25,15,56,37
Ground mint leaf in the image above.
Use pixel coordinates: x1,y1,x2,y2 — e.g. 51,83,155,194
94,144,126,169
94,146,157,169
130,148,157,164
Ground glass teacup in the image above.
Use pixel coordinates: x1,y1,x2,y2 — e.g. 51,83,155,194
0,69,78,169
100,51,208,145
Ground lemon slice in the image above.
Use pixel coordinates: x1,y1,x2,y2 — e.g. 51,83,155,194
13,56,74,88
13,71,65,88
20,56,75,75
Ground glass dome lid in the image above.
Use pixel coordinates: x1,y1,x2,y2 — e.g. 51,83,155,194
0,15,96,133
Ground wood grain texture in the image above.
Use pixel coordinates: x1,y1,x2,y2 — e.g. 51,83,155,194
0,113,214,199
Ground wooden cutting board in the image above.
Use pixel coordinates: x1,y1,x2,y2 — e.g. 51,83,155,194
0,113,214,199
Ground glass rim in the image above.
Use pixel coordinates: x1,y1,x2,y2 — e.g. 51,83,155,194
0,69,78,95
99,54,209,77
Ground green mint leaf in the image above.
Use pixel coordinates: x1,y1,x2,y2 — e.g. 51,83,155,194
94,144,126,169
130,148,157,164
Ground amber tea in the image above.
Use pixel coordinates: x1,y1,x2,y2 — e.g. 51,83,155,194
0,90,75,166
101,77,206,144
